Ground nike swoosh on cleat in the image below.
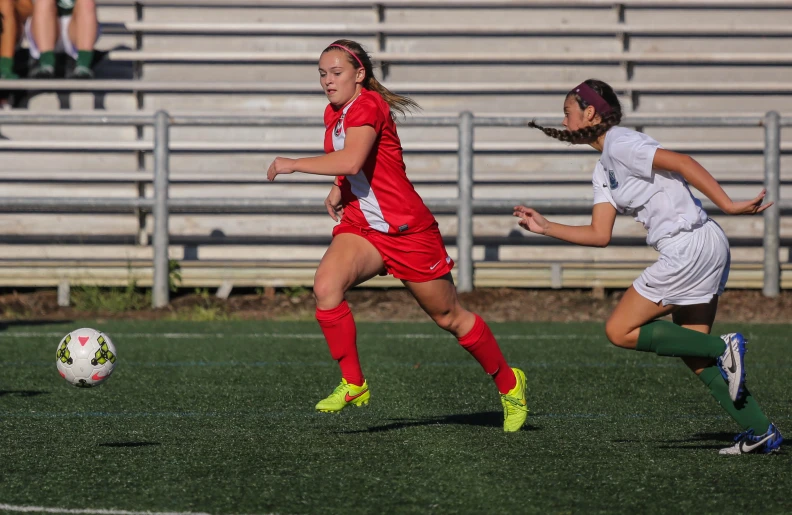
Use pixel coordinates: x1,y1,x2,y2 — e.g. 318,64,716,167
728,340,738,374
739,434,773,453
344,389,368,402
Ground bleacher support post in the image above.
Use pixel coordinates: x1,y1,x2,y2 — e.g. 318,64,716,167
153,110,171,308
457,111,474,292
763,110,781,298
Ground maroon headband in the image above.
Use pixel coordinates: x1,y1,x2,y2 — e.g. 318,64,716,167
572,82,612,115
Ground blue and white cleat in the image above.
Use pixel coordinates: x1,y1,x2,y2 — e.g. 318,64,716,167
717,333,747,403
719,423,783,455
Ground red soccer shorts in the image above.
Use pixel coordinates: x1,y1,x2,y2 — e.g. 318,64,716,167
332,221,455,283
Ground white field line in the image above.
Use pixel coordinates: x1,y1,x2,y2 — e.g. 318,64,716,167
0,504,214,515
0,331,601,341
1,331,785,342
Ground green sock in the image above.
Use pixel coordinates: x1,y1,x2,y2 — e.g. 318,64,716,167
0,57,17,78
76,50,93,68
698,366,770,434
39,51,56,68
636,320,726,358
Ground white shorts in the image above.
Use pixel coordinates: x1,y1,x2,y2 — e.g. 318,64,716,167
633,219,731,306
25,15,99,60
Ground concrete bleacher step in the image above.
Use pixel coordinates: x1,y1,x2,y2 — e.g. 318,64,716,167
6,81,792,116
111,50,792,64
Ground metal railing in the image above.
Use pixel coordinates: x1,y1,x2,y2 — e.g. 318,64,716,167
0,111,788,306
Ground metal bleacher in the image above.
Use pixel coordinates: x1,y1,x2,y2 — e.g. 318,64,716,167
1,0,791,295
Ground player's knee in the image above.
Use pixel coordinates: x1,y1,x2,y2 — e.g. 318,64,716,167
431,309,457,332
312,278,343,307
604,320,630,349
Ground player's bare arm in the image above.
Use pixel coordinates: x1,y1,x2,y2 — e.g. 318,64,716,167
266,125,377,181
652,148,771,215
513,202,616,247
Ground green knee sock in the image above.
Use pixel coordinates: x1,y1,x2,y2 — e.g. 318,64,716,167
636,320,725,358
39,51,56,68
698,367,770,434
0,57,17,78
76,50,94,69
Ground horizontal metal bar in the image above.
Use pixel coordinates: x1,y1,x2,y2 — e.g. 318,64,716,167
0,113,770,128
0,140,782,154
3,81,792,95
0,171,774,185
476,115,766,128
2,233,788,249
172,115,768,128
4,197,792,215
0,198,154,213
0,113,154,125
168,115,460,127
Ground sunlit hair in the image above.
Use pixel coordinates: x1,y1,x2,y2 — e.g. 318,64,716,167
528,79,623,144
322,39,420,118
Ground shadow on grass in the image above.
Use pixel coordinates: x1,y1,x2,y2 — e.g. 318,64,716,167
0,390,50,397
615,432,737,445
99,442,162,448
656,431,739,450
339,411,540,433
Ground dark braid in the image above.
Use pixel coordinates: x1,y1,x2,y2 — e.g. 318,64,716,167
529,79,622,144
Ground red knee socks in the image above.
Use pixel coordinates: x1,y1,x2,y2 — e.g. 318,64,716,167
458,314,516,394
316,300,364,387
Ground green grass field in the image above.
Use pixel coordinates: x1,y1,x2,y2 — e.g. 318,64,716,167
0,320,789,515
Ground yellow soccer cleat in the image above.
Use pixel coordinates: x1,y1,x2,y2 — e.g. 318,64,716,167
500,368,529,432
315,378,370,413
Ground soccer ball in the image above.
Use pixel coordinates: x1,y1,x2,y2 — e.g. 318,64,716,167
56,328,117,388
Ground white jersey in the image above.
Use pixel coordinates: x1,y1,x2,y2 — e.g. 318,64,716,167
592,126,708,249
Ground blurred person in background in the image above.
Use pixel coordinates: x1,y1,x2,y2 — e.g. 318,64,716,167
0,0,31,79
26,0,98,78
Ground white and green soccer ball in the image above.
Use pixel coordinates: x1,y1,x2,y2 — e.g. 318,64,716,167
56,328,117,388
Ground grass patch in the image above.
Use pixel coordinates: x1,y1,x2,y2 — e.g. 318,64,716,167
170,304,237,321
0,321,789,514
71,283,151,312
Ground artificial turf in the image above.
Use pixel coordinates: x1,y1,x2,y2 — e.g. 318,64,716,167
0,320,789,514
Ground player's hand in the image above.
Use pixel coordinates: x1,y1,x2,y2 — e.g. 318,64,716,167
266,157,296,181
725,189,773,215
513,205,550,235
325,183,344,222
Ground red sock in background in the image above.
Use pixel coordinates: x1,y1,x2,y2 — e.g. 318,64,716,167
458,314,516,394
316,300,364,386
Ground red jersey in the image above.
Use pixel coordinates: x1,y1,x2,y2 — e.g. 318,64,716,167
323,88,436,235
